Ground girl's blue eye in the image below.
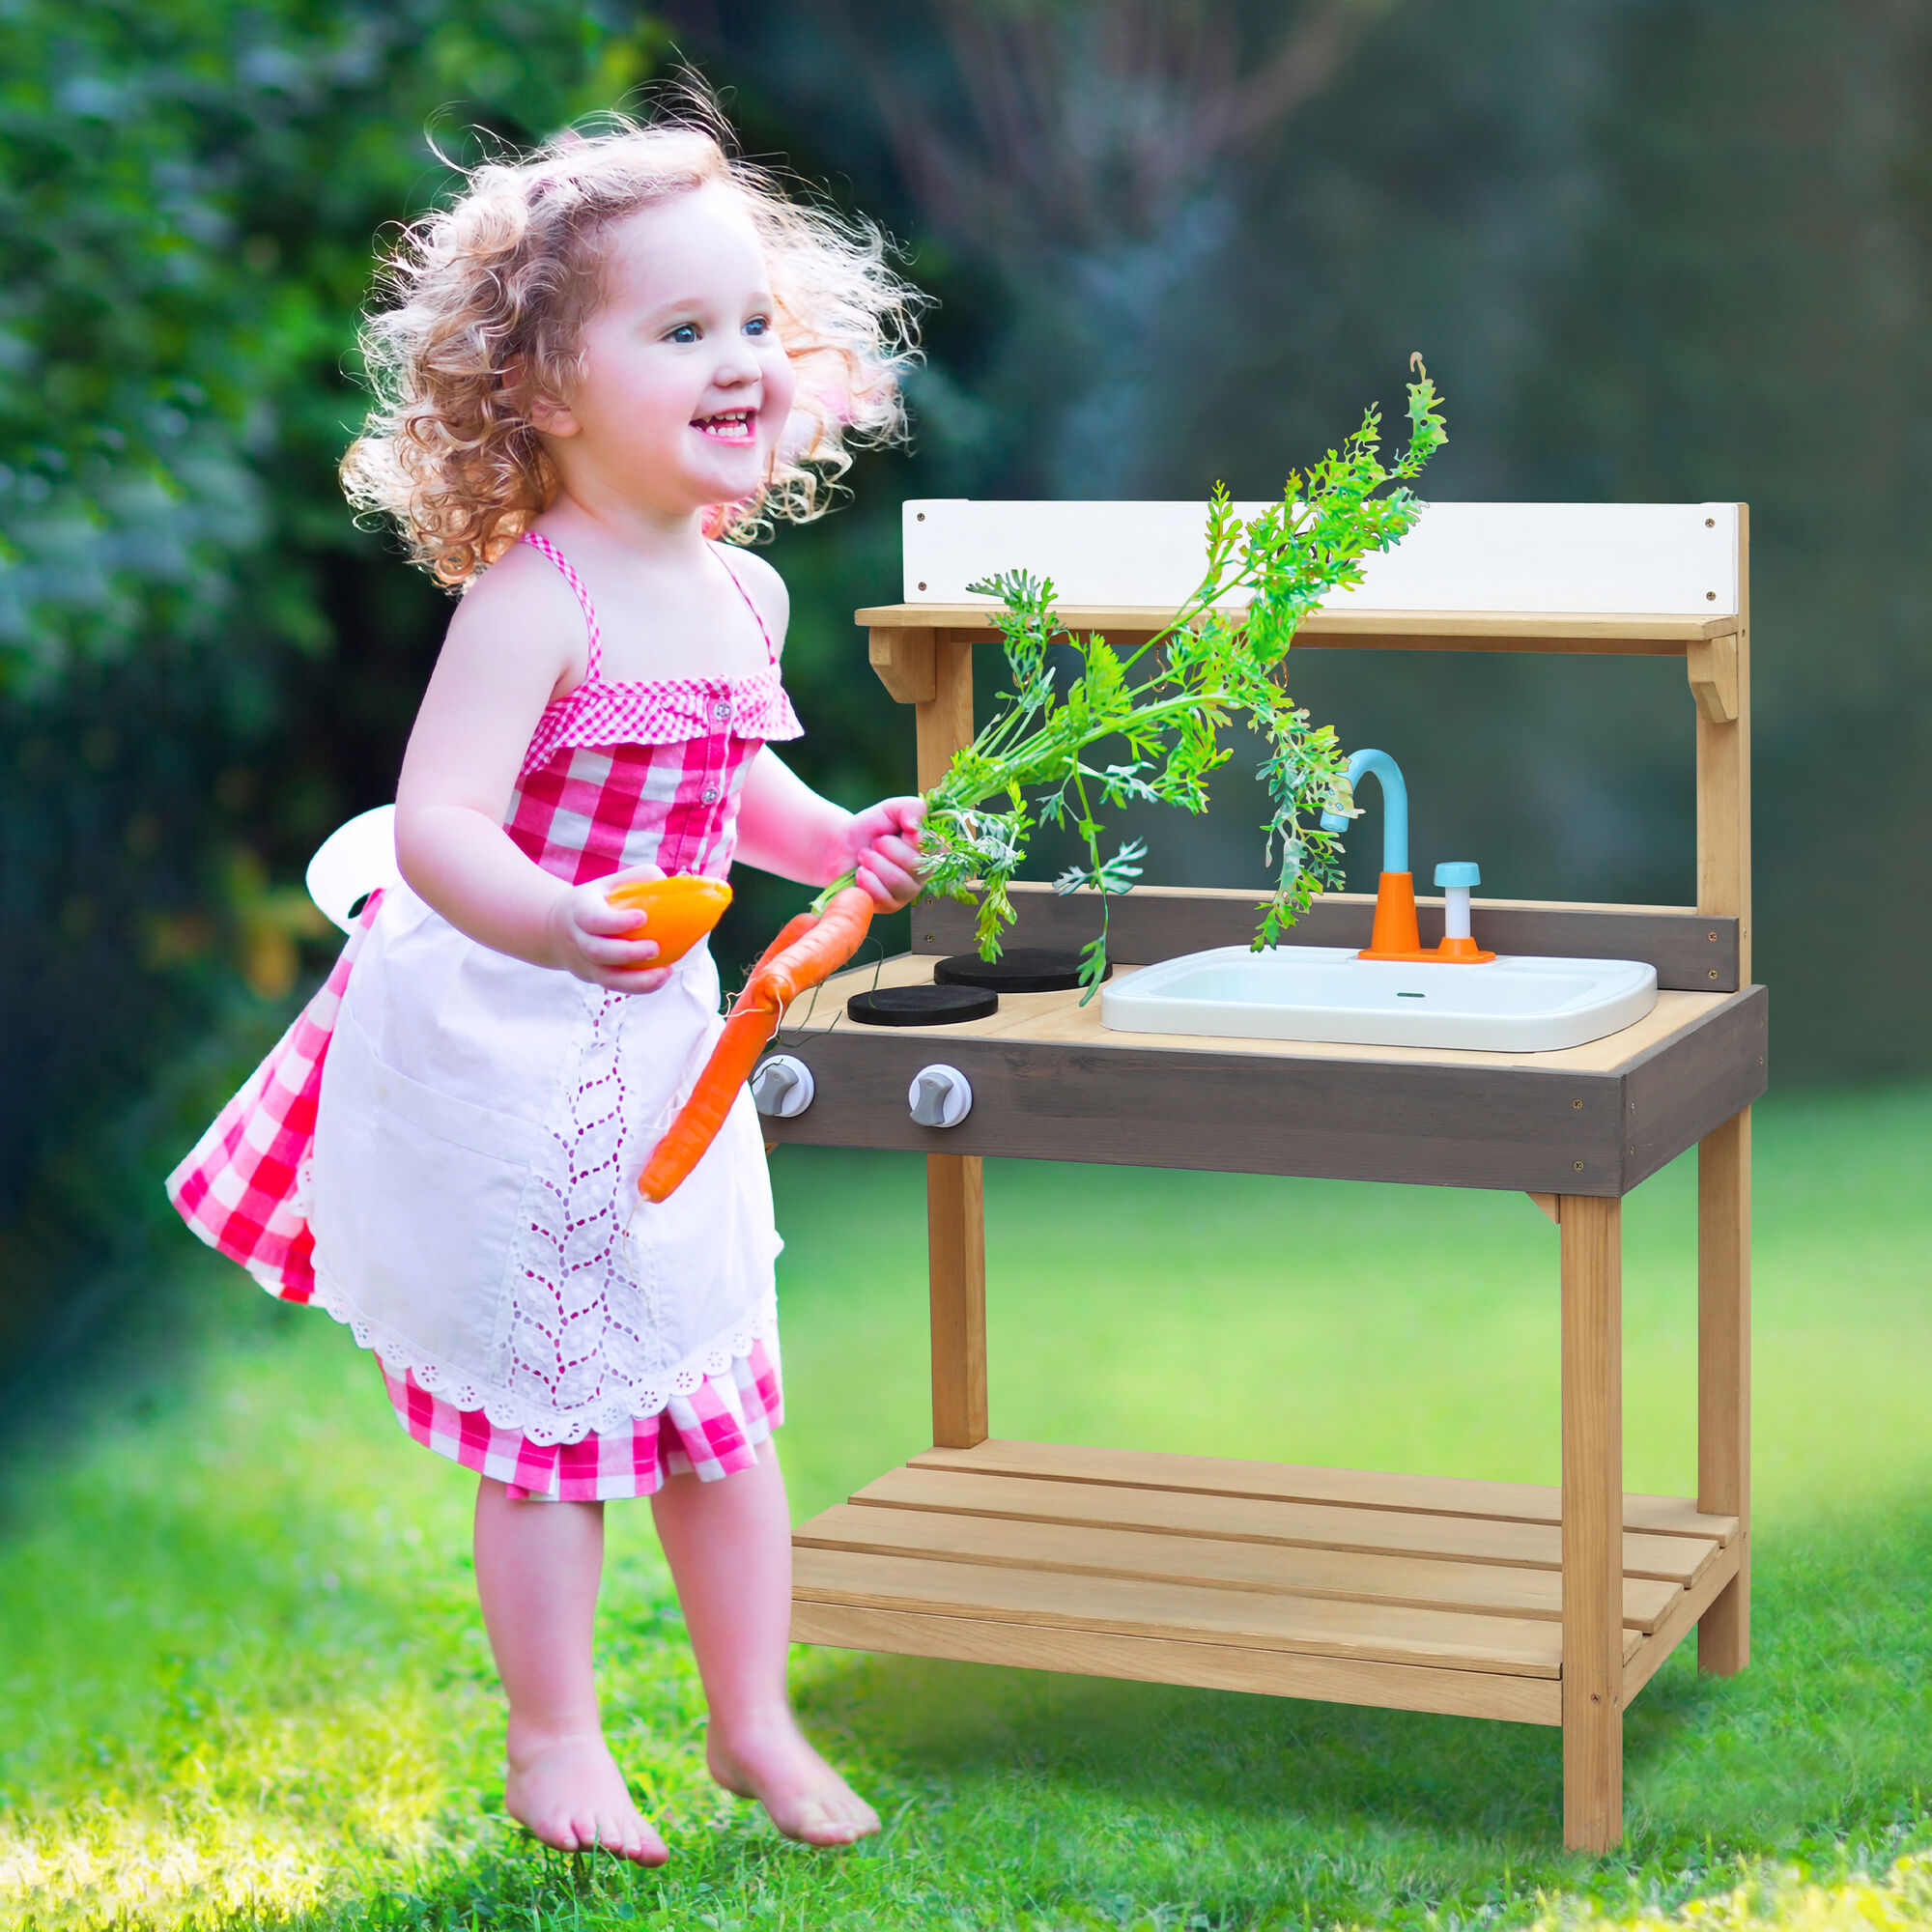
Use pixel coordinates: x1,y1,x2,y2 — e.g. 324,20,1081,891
745,316,770,337
668,324,699,345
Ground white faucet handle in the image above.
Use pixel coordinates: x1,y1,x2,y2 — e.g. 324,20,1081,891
1433,862,1481,944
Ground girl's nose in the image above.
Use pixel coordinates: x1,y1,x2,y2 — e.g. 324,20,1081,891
712,337,761,387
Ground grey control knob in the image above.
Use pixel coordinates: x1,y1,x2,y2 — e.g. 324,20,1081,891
751,1054,815,1119
908,1064,973,1128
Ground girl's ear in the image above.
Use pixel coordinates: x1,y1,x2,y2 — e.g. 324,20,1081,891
501,357,579,439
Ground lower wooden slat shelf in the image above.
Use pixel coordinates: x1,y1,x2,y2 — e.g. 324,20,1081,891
1623,1537,1743,1702
791,1599,1564,1725
801,1502,1685,1630
793,1543,1584,1675
907,1438,1738,1546
791,1441,1724,1727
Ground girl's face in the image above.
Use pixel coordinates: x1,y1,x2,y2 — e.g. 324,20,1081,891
541,182,797,522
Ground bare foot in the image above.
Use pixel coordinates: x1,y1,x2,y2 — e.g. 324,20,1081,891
504,1729,668,1864
708,1712,880,1847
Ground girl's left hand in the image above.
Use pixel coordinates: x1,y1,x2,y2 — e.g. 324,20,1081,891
836,796,925,910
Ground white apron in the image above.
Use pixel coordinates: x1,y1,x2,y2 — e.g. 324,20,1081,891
308,883,781,1446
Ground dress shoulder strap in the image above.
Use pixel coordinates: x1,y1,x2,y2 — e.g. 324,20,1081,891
713,545,780,665
519,530,603,682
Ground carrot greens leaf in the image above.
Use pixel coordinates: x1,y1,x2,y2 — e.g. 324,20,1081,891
905,362,1447,998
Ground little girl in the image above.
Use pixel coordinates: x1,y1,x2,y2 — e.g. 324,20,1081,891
168,118,925,1863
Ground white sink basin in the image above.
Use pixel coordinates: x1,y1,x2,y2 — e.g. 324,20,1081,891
1099,947,1659,1053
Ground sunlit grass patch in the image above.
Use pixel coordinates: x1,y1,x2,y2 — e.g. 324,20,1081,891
1,1087,1928,1930
0,1309,488,1926
1530,1853,1932,1931
0,1695,446,1923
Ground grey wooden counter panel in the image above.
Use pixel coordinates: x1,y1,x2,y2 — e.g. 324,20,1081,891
765,1037,1622,1193
1619,986,1768,1189
913,889,1740,993
762,989,1768,1195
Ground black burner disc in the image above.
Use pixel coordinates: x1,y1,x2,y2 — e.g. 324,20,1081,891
933,947,1110,994
848,983,999,1027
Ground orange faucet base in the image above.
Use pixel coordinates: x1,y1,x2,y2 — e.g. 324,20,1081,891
1356,872,1497,964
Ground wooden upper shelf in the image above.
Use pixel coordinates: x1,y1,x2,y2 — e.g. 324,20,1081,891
855,604,1740,655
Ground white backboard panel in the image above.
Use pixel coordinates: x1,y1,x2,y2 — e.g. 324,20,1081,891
902,500,1740,617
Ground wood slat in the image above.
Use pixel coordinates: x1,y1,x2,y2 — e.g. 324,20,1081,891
790,1601,1563,1725
908,1440,1738,1548
802,1500,1680,1631
793,1545,1646,1677
911,884,1742,995
859,604,1739,650
852,1465,1713,1588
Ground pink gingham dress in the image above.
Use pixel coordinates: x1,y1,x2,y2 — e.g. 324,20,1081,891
168,530,802,1500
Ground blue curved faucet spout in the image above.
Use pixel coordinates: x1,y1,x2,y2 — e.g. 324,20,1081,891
1320,749,1409,874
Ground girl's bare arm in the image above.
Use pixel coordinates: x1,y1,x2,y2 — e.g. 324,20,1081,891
733,749,924,909
393,556,669,990
719,551,923,911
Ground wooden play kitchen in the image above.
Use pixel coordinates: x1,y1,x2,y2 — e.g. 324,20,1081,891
764,500,1763,1852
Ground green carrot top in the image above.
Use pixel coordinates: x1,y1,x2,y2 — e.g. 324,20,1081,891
895,360,1448,997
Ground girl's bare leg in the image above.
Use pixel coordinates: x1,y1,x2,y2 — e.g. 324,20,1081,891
650,1446,879,1845
473,1477,668,1864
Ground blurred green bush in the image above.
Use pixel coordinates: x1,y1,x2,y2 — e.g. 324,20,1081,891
0,2,683,1389
6,0,1929,1409
0,2,933,1405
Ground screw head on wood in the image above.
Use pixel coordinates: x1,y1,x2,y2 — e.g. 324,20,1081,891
1572,1098,1582,1109
1709,969,1719,979
1573,1160,1584,1171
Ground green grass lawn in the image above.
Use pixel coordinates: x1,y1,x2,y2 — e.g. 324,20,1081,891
3,1085,1929,1930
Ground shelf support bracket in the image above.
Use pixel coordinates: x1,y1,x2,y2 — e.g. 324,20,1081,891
1686,634,1739,723
868,626,937,704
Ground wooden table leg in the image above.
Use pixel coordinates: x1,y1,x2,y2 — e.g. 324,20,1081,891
1561,1193,1624,1852
915,638,976,793
1697,1107,1751,1673
928,1152,987,1449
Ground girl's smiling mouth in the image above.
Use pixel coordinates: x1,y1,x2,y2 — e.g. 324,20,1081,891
694,408,757,443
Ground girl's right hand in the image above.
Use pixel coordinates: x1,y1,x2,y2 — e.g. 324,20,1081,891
547,864,673,993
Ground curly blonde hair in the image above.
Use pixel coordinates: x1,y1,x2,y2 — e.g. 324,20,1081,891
341,112,923,585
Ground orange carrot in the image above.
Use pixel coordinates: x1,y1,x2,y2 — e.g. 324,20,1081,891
744,910,818,980
743,886,875,1009
637,887,874,1203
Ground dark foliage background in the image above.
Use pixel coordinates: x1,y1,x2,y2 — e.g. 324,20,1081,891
3,0,1926,1409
